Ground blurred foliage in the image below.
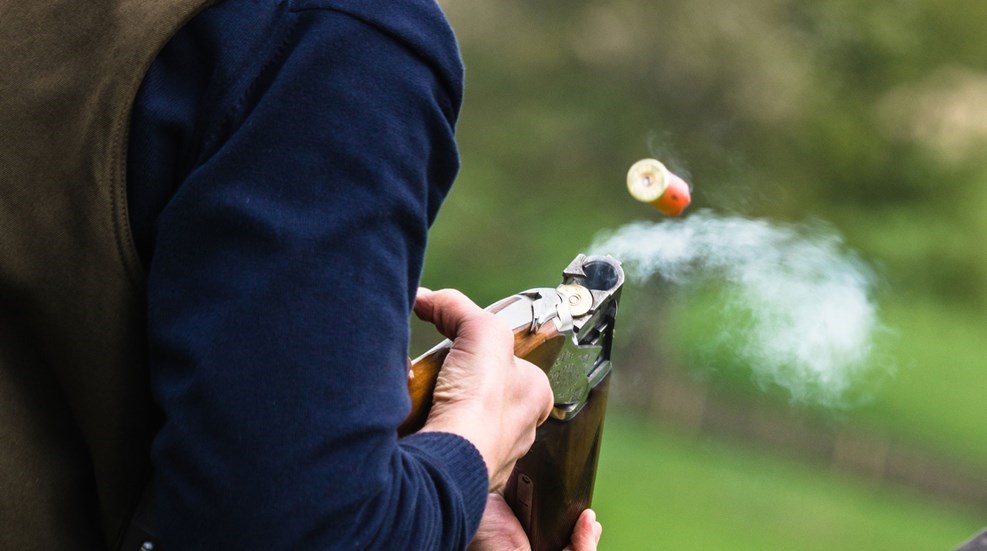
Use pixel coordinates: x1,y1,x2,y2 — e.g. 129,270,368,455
423,0,987,548
428,0,987,307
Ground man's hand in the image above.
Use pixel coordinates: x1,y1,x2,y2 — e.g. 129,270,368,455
468,493,603,551
414,288,554,491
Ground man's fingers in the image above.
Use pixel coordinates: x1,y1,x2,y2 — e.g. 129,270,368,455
418,288,553,430
563,509,602,551
467,493,531,551
515,357,554,425
414,288,513,349
414,288,481,337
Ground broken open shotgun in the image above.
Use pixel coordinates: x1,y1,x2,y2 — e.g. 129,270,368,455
400,254,624,551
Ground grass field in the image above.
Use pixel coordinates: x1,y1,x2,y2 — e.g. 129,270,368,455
856,300,987,467
593,415,984,550
659,284,987,469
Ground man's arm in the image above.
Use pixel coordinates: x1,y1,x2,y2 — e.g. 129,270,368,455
129,1,526,548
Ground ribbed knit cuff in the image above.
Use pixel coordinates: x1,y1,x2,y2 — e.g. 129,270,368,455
400,431,489,535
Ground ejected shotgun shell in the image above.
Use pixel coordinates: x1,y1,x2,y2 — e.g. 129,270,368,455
626,158,691,216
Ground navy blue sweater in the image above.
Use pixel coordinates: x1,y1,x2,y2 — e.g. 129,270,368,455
127,1,487,548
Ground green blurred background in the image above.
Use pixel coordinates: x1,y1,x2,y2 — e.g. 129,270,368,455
419,1,987,548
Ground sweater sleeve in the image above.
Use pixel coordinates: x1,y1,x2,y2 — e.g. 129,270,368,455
129,1,487,548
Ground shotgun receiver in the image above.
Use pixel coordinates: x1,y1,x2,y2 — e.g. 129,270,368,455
400,254,624,551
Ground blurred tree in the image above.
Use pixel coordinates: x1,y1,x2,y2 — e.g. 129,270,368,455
432,0,987,308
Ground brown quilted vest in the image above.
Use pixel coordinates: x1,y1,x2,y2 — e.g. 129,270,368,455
0,1,216,548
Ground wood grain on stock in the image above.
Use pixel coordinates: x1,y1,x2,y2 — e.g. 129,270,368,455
398,323,565,436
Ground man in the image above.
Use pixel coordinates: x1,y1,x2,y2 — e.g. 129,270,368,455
1,0,602,548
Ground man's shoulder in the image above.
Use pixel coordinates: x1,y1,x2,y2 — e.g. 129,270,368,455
287,0,463,76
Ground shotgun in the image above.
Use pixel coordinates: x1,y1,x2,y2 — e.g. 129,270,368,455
400,254,625,551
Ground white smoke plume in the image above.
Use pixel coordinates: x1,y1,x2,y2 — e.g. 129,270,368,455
590,209,891,408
